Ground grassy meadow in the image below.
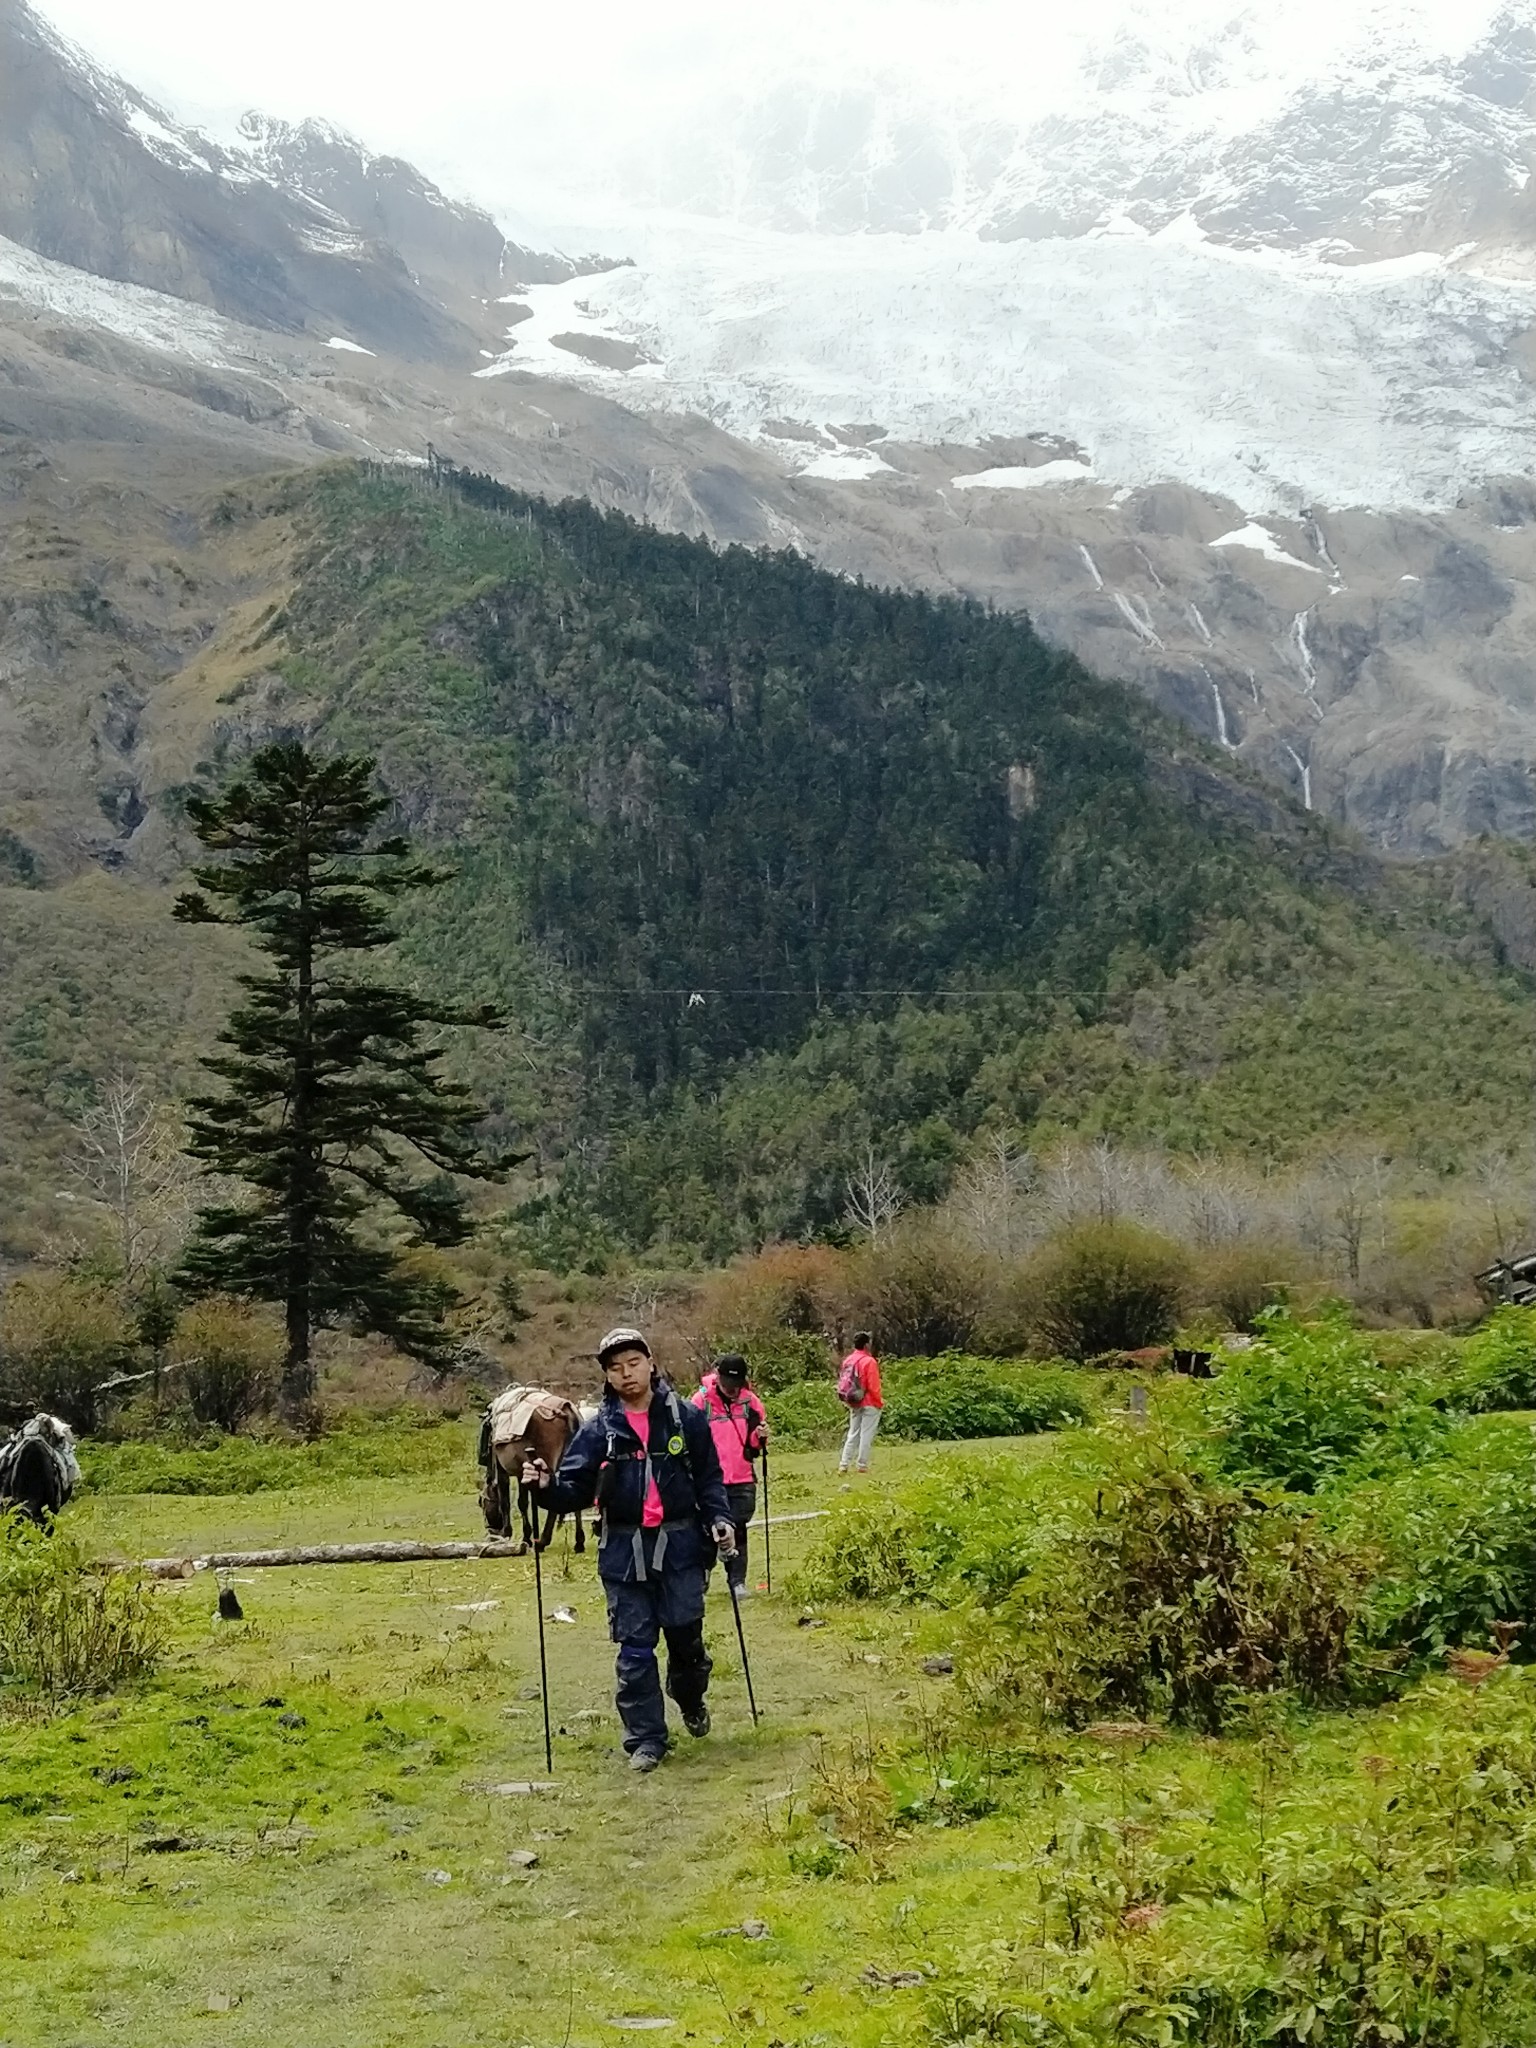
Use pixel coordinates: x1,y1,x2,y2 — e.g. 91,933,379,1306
1,1436,1018,2048
9,1341,1536,2047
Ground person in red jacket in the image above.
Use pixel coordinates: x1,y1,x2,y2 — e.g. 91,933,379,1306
692,1353,767,1593
837,1331,883,1473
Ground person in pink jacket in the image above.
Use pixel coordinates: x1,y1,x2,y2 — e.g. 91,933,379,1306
692,1353,768,1594
837,1331,883,1473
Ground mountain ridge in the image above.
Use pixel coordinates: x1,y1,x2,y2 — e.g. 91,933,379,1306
0,0,598,361
6,459,1534,1256
3,0,1536,858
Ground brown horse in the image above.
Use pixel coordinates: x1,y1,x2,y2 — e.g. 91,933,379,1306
478,1387,589,1554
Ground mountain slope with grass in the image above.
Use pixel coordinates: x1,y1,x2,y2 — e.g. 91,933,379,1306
3,459,1535,1254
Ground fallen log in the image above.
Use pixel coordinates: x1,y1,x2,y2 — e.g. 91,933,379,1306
140,1539,528,1579
135,1512,829,1581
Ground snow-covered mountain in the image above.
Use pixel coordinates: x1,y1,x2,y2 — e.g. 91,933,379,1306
0,0,591,360
5,0,1536,857
605,2,1536,262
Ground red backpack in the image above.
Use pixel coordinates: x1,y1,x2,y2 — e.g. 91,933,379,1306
836,1352,866,1405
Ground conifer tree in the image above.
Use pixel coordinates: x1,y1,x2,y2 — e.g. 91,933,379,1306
174,743,507,1406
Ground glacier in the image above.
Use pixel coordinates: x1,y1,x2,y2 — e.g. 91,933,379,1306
480,222,1536,515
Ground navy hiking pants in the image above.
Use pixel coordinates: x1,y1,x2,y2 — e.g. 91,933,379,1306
604,1565,711,1756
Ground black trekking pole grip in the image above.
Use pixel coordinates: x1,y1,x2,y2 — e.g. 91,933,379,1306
532,1535,554,1776
729,1579,760,1725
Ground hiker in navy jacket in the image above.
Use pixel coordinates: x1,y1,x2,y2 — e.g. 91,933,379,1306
522,1327,735,1773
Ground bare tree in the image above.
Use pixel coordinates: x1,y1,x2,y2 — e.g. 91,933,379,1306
1318,1150,1384,1285
948,1130,1035,1259
66,1074,199,1281
845,1144,904,1244
1469,1141,1532,1261
1178,1158,1249,1249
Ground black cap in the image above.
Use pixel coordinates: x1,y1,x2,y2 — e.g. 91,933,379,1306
712,1352,749,1384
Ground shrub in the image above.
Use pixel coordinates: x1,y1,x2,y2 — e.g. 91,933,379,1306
1336,1418,1536,1657
764,1378,846,1449
855,1226,986,1357
716,1327,831,1393
172,1296,283,1431
793,1451,1081,1608
928,1686,1536,2047
883,1354,1092,1441
1210,1308,1444,1493
1195,1240,1296,1332
1028,1221,1189,1360
0,1273,135,1431
972,1432,1369,1732
701,1244,849,1382
0,1515,165,1698
79,1407,470,1496
1442,1305,1536,1414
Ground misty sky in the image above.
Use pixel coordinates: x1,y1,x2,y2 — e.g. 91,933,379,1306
36,0,1499,232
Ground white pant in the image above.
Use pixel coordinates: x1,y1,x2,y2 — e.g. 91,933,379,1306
839,1405,881,1471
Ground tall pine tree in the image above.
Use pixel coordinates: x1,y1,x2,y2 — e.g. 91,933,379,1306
174,743,507,1405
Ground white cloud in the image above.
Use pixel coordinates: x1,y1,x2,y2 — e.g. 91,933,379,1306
30,0,1505,234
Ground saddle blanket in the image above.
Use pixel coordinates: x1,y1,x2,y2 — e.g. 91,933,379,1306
487,1385,578,1449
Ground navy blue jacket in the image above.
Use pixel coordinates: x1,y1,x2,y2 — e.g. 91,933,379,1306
547,1382,731,1583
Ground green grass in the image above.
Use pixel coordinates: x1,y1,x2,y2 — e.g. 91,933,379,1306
11,1418,1536,2045
3,1435,1025,2046
79,1410,477,1497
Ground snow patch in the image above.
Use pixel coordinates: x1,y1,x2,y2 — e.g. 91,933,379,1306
951,459,1095,490
1211,524,1323,573
0,232,232,365
797,445,889,481
1079,544,1105,589
326,336,376,355
120,102,213,173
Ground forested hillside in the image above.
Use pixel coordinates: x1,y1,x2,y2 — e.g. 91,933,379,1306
3,461,1534,1256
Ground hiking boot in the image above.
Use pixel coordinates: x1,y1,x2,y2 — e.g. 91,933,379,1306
682,1704,711,1738
629,1747,665,1774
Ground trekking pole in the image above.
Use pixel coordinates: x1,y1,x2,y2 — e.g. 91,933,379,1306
761,1446,772,1595
532,1534,554,1776
728,1578,761,1725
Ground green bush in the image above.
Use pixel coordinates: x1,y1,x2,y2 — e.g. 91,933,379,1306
1195,1239,1296,1331
79,1408,473,1496
1335,1418,1536,1657
1210,1308,1445,1493
928,1682,1536,2048
764,1378,845,1449
172,1296,283,1432
793,1451,1081,1608
0,1273,135,1432
972,1431,1369,1732
856,1228,986,1358
1028,1221,1189,1361
0,1515,165,1698
1442,1306,1536,1414
883,1354,1092,1441
715,1326,831,1393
